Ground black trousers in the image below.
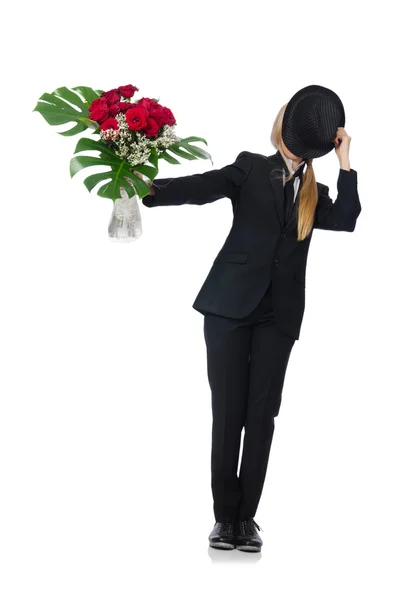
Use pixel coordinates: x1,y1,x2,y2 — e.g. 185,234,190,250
203,281,296,522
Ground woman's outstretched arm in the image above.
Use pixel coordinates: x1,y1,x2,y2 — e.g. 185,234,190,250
141,151,252,207
313,168,361,232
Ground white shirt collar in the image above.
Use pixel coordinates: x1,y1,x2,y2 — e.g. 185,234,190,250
284,155,305,174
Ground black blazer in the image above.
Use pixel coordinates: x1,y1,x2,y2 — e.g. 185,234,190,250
142,150,361,340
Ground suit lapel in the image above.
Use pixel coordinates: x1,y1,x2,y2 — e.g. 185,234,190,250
269,165,285,229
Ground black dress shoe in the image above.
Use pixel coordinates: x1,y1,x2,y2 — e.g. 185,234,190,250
235,518,263,552
208,521,236,550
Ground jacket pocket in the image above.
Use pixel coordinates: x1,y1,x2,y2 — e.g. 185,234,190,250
214,251,250,264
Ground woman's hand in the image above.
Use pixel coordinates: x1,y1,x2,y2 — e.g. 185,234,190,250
333,127,351,170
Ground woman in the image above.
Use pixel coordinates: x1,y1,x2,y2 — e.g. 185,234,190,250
141,85,361,552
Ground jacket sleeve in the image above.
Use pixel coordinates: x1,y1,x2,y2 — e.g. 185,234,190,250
141,151,252,207
313,168,361,232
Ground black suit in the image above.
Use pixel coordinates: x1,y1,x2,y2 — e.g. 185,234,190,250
142,150,361,522
142,149,361,340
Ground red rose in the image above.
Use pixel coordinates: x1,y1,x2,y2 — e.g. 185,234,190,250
125,106,149,131
118,101,134,112
118,84,139,98
137,97,156,111
107,101,135,116
100,117,119,131
108,103,122,116
160,106,176,126
89,97,107,112
89,102,109,124
142,117,160,137
101,89,120,105
148,104,165,125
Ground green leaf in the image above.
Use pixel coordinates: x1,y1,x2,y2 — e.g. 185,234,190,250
164,136,213,165
146,148,159,170
179,142,212,160
177,136,209,145
72,86,102,104
73,137,116,160
79,117,101,129
165,146,195,161
69,136,157,201
131,163,158,181
32,85,102,136
159,150,182,165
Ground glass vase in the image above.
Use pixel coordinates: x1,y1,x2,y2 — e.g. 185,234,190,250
108,185,143,242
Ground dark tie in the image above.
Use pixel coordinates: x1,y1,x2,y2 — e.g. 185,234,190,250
283,165,304,225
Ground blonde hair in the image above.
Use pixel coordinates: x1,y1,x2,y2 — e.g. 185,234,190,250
270,103,318,241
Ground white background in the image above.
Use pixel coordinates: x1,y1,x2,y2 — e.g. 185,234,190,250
1,0,396,598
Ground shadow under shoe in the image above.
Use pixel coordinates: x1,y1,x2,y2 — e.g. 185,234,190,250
208,521,236,550
235,518,263,552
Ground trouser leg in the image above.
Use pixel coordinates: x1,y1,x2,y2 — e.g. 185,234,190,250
238,319,295,520
203,314,252,522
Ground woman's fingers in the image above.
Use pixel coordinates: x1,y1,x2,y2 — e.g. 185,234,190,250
333,126,351,141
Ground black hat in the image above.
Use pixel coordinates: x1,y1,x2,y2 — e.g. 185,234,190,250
282,84,345,160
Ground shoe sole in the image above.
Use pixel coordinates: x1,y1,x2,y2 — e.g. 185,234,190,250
209,541,236,550
236,544,262,552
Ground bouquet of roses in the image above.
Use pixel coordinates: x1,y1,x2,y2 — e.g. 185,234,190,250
33,83,212,241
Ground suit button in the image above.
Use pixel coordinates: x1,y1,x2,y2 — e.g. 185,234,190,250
282,233,286,238
275,259,279,265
